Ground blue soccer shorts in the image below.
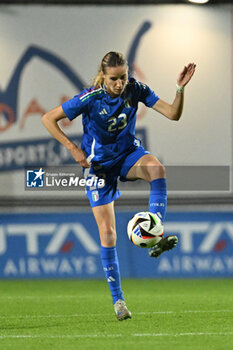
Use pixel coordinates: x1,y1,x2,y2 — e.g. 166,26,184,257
83,145,150,207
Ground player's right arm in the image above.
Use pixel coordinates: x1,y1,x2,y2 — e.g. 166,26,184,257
41,106,91,168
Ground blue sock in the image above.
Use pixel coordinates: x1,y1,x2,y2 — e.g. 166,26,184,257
100,246,124,304
149,178,167,223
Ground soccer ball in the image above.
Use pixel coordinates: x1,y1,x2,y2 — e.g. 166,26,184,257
127,212,164,248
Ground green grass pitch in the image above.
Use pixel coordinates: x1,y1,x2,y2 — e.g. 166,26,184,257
0,279,232,350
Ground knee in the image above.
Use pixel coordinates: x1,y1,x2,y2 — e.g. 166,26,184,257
99,223,116,247
143,162,166,182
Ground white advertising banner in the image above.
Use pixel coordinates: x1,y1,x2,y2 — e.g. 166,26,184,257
0,5,232,197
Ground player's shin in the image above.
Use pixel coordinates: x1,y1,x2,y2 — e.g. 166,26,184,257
100,246,124,304
149,178,167,222
148,178,178,257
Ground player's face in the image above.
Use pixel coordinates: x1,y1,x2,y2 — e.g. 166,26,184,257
103,65,128,97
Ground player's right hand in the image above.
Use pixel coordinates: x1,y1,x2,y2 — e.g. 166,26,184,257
69,145,91,168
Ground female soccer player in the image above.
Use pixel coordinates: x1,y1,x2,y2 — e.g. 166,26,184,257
42,52,196,321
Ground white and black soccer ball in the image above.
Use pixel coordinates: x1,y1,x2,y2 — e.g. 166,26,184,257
127,212,164,248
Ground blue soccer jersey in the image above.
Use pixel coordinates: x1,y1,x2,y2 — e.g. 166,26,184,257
62,80,159,167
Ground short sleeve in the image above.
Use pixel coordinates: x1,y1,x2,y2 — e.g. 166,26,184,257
138,82,160,108
62,88,94,120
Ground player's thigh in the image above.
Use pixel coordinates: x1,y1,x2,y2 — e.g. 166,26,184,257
126,154,165,182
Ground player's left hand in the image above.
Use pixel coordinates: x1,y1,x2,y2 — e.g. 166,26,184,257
177,63,196,87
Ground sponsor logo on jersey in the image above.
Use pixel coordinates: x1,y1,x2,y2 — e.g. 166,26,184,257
99,108,108,115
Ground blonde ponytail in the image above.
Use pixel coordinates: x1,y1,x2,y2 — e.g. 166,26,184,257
93,66,104,89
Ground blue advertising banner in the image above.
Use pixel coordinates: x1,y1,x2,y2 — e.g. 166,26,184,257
0,211,232,279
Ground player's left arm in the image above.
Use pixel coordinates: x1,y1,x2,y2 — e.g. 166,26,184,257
152,62,196,121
